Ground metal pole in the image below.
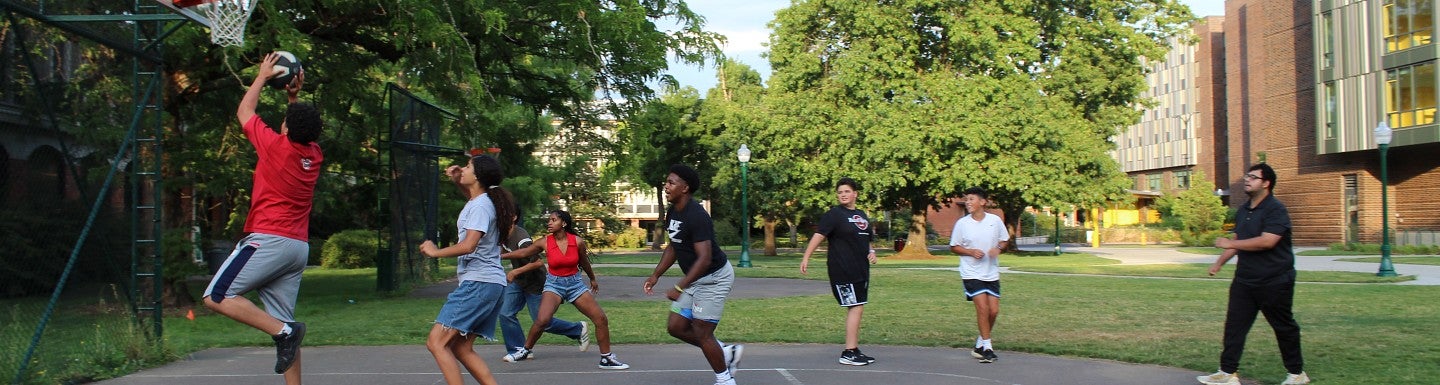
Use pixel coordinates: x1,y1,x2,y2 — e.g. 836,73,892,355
1378,143,1397,277
739,162,752,267
1054,211,1061,255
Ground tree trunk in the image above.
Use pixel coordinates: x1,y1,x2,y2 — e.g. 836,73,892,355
894,200,939,259
763,217,778,255
787,216,799,249
651,185,665,250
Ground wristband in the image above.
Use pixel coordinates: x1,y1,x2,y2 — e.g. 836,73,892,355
674,284,685,292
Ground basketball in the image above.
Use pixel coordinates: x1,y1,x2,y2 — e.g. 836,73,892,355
266,51,302,89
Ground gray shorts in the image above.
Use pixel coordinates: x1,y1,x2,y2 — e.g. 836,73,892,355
203,233,309,322
671,263,734,322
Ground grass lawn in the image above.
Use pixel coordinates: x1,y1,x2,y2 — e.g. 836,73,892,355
1176,247,1224,255
1334,256,1440,266
9,251,1437,385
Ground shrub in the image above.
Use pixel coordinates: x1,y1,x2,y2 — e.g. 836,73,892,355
611,227,648,249
713,220,741,247
322,229,380,269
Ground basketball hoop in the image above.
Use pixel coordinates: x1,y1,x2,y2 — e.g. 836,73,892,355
202,0,255,47
166,0,256,47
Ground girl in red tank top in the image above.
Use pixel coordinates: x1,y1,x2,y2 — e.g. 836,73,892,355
500,210,628,369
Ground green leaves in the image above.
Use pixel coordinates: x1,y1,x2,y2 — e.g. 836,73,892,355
764,0,1190,229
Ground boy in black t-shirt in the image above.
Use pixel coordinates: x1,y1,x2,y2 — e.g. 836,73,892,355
801,177,878,366
643,164,743,385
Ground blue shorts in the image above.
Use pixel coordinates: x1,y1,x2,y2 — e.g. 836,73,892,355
435,280,504,339
543,273,590,303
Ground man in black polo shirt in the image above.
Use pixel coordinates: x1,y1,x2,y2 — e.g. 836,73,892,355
1197,163,1309,385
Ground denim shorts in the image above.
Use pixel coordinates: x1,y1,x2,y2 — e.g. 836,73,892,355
543,273,590,303
435,280,504,339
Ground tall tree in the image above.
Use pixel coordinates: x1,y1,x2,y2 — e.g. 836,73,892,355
765,0,1191,256
4,0,723,303
612,86,710,248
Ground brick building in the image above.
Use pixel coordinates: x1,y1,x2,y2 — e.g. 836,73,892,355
1225,0,1440,246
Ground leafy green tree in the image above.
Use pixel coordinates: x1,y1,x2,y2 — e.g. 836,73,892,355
4,0,724,303
612,86,712,248
701,60,808,255
765,0,1192,255
1167,172,1228,246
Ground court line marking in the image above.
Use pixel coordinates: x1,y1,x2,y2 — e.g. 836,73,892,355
127,367,1013,384
776,368,804,385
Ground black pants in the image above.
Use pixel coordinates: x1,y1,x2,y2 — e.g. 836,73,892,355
1220,279,1304,374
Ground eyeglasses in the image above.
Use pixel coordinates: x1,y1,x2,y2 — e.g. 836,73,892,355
1243,174,1264,181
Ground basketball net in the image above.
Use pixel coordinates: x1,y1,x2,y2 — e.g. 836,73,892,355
203,0,255,47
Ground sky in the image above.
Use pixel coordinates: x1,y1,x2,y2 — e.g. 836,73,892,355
660,0,1227,93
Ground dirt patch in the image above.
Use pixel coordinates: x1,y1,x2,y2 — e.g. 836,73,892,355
886,248,949,260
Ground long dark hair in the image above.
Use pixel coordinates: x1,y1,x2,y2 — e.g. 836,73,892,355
472,155,514,247
551,210,579,237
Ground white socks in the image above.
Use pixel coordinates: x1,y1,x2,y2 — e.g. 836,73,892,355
277,324,293,336
976,337,992,350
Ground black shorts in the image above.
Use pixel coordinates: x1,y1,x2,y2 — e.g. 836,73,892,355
962,279,1000,301
831,280,869,307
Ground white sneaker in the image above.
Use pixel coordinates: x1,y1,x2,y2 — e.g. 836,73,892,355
1196,370,1239,385
502,347,533,362
578,321,591,352
722,344,745,375
1281,372,1310,385
714,373,737,385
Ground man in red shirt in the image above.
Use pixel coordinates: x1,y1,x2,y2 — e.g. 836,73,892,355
202,52,323,385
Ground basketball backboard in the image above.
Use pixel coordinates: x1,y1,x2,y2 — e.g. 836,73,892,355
154,0,212,29
153,0,256,46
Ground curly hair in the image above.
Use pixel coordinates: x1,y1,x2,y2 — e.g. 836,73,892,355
284,102,322,144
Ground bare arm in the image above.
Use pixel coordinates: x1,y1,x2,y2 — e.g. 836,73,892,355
419,229,483,258
1209,248,1240,276
1215,232,1282,252
237,53,280,124
800,233,826,274
643,243,679,295
672,240,716,294
501,241,544,260
506,258,545,281
578,238,598,291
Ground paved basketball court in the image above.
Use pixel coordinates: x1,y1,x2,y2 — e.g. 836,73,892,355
97,270,1210,385
95,343,1204,385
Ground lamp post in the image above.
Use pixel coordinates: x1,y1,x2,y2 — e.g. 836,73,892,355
1375,121,1397,277
1053,210,1061,256
737,144,752,268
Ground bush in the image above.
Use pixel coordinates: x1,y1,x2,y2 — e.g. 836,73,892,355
321,229,380,268
611,227,648,249
713,220,741,247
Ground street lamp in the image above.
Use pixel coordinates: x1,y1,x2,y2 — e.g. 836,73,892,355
737,144,752,268
1374,121,1397,277
1053,210,1061,256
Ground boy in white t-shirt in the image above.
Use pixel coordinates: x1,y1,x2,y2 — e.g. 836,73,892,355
948,187,1009,363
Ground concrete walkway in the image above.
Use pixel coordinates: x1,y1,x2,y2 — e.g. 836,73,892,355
1017,244,1440,285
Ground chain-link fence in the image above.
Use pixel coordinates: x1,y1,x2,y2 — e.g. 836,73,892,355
379,84,459,292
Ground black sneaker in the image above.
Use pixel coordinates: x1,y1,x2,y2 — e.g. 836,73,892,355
970,347,985,359
597,353,630,370
853,348,876,364
272,322,306,374
979,349,998,363
839,349,870,366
